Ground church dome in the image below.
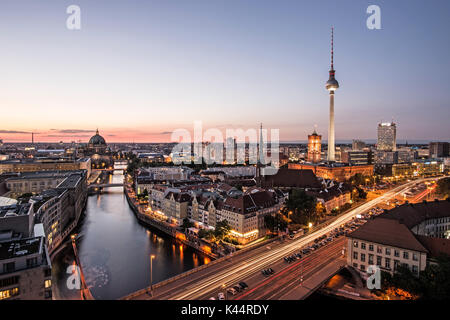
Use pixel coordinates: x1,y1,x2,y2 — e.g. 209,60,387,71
89,129,106,145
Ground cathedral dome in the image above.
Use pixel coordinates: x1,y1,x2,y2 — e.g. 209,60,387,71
89,129,106,145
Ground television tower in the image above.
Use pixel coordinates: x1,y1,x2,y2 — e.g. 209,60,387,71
325,27,339,162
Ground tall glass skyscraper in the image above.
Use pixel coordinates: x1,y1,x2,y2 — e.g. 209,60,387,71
377,122,397,151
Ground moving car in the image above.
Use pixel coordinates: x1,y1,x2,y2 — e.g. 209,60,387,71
227,288,237,295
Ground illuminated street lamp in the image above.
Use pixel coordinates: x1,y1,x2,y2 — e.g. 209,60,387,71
149,254,156,296
222,283,227,300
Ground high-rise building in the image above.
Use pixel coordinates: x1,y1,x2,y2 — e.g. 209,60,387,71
307,130,322,163
325,27,339,161
377,122,397,151
429,142,449,158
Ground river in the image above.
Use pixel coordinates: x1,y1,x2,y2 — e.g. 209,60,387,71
51,170,210,300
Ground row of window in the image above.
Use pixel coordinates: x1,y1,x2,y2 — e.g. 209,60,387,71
353,241,419,261
0,287,19,300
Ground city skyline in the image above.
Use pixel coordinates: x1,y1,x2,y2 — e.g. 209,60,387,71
1,0,449,143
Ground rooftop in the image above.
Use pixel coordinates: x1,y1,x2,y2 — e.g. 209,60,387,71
348,218,429,253
0,237,43,261
261,167,322,189
379,199,450,229
0,203,32,218
56,172,84,189
5,170,76,181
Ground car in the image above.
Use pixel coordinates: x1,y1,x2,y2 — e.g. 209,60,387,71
239,282,248,289
268,268,274,274
218,292,225,300
233,285,242,292
262,269,268,275
227,288,237,295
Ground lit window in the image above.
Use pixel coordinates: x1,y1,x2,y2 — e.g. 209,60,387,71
45,279,52,288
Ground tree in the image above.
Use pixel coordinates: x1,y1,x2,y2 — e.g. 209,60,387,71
181,218,194,232
126,158,140,175
381,255,450,300
198,229,214,239
282,189,317,226
214,220,231,240
264,213,287,233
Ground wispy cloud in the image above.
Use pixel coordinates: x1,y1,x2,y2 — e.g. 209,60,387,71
0,130,30,134
50,129,95,134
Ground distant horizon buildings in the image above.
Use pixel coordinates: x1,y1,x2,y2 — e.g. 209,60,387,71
429,142,449,158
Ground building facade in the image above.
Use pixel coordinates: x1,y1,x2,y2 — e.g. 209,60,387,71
377,122,397,151
307,131,322,163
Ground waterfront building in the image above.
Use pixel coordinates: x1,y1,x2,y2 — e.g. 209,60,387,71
162,192,191,225
191,195,219,228
217,189,283,244
377,122,397,151
33,171,87,253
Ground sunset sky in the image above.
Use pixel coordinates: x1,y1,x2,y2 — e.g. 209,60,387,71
0,0,449,143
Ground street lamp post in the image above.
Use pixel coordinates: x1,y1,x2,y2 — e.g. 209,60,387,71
222,284,227,300
149,254,155,296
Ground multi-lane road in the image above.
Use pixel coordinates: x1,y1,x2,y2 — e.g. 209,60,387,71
126,177,441,300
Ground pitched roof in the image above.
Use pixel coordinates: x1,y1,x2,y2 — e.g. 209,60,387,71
261,168,321,189
415,235,450,258
347,218,428,253
306,183,351,201
378,199,450,229
221,190,277,215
